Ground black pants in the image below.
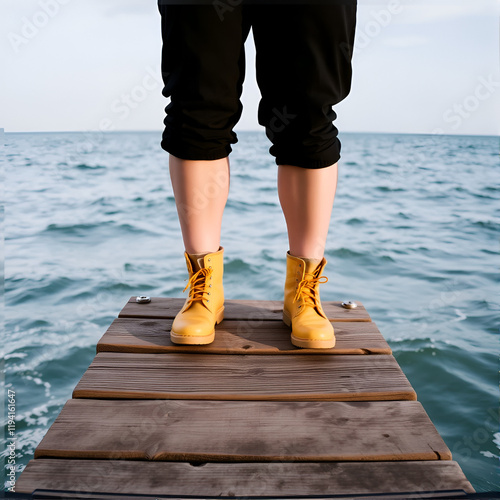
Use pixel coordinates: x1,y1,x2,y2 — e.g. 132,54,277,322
158,2,357,168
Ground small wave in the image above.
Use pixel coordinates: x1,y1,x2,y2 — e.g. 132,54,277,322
482,186,500,193
89,196,118,207
376,162,400,168
378,254,396,263
225,199,257,210
55,281,137,305
7,276,80,305
327,247,365,259
376,186,406,192
225,258,255,274
75,163,106,170
345,217,365,225
481,249,498,255
470,220,500,232
233,173,258,182
4,352,28,360
389,337,440,353
43,222,107,235
42,221,156,237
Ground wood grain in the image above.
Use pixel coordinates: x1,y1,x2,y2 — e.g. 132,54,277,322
97,317,391,355
119,297,371,322
73,352,415,401
34,399,451,462
16,459,474,496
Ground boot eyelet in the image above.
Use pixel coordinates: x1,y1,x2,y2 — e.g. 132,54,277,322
209,266,212,270
209,284,212,287
208,292,211,295
208,258,211,262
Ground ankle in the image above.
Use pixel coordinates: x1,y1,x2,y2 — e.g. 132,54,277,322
186,248,218,256
300,256,323,266
288,251,323,263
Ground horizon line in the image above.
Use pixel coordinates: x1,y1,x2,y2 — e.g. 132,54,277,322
3,129,499,138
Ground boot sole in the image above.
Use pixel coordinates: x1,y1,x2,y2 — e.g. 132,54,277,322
170,307,224,345
283,310,336,349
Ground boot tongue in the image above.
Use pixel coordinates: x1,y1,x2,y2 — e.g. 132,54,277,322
187,253,207,272
302,257,323,277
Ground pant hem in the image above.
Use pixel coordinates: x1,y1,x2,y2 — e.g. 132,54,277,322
161,140,232,161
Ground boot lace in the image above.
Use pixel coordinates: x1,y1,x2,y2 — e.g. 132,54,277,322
294,275,328,307
183,267,213,306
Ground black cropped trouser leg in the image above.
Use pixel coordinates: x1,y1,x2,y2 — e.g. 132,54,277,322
158,2,357,169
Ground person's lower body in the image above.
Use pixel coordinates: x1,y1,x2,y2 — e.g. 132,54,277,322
158,1,357,347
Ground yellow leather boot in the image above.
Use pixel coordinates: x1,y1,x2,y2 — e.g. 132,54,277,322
283,252,335,349
170,247,224,345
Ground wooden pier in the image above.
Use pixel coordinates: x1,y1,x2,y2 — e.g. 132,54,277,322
16,297,474,498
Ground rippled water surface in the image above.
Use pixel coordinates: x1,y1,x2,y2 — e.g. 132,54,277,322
3,131,499,492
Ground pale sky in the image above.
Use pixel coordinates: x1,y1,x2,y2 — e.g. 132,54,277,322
2,0,499,135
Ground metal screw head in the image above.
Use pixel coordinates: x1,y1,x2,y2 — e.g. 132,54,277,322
136,296,151,304
341,301,358,309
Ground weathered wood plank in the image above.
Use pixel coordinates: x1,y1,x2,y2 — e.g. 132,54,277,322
119,297,371,322
73,352,415,401
97,318,391,355
34,400,451,461
13,491,472,500
16,459,474,496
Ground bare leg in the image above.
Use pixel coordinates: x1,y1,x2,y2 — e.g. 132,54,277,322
169,154,230,255
277,163,338,260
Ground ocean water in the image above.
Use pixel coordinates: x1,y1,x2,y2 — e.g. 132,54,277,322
3,130,499,492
